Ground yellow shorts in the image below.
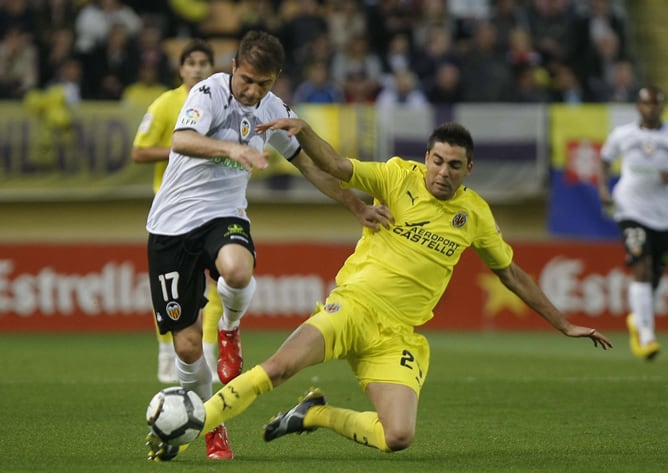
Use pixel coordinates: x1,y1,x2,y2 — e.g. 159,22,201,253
304,288,430,396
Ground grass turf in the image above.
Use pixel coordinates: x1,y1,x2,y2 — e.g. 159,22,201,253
0,330,665,473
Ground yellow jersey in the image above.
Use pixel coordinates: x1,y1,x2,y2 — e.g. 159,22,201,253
133,85,188,193
336,156,514,327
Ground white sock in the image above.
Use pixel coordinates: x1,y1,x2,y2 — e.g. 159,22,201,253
175,355,213,402
217,276,257,331
159,342,175,356
203,342,219,381
629,281,655,345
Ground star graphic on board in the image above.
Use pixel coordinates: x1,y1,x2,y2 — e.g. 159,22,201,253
476,273,529,318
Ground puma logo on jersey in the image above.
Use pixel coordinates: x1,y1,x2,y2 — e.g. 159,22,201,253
407,190,417,205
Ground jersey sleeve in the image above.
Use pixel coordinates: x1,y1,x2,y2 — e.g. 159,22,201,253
600,127,621,163
264,97,301,160
471,210,514,270
174,80,215,134
133,95,172,147
343,158,392,202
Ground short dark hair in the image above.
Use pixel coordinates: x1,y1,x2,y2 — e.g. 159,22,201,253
235,30,285,75
637,85,665,103
180,39,214,66
428,122,474,163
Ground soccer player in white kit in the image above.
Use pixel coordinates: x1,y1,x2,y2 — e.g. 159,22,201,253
144,30,392,460
599,86,668,360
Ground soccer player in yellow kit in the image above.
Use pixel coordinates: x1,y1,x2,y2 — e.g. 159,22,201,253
132,39,234,460
147,119,613,459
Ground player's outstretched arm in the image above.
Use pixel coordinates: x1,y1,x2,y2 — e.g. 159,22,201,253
493,262,613,350
257,119,393,231
257,118,352,181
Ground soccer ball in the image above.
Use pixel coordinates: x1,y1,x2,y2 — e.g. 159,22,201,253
146,387,206,445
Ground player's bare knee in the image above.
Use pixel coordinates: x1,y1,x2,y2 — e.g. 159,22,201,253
219,269,251,289
384,428,414,451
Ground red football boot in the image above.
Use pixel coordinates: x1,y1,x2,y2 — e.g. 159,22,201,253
205,424,234,460
217,327,243,384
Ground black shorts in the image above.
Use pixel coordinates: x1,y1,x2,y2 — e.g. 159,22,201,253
618,220,668,287
147,217,256,334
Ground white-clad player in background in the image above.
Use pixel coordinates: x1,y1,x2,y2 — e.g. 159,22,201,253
599,85,668,361
144,30,392,461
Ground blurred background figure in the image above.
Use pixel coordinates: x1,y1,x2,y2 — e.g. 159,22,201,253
376,69,429,108
293,59,344,104
0,27,38,99
331,32,383,103
74,0,142,55
425,61,463,104
121,62,168,108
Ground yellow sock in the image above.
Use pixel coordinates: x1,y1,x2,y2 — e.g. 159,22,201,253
202,282,221,344
305,406,391,452
200,365,273,434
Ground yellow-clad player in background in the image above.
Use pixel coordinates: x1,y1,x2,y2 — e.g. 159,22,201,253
132,39,234,460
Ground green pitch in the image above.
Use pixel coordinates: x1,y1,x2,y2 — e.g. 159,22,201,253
1,331,665,473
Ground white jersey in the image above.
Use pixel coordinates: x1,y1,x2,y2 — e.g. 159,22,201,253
601,121,668,230
146,72,301,235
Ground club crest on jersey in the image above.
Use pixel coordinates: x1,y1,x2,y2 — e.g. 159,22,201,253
324,302,341,313
240,117,251,141
180,108,201,126
166,301,182,321
452,211,467,228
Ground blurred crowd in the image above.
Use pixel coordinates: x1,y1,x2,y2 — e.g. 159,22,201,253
0,0,640,109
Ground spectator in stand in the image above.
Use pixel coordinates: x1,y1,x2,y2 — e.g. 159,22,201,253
527,0,577,71
448,0,491,53
425,61,463,105
331,32,383,103
82,22,140,100
458,20,513,102
490,0,531,53
238,0,282,39
0,27,38,99
380,32,413,78
0,0,37,39
549,62,589,104
296,32,336,84
121,63,168,109
412,26,459,97
74,0,142,55
47,55,86,108
570,0,629,89
34,0,78,48
364,0,415,64
376,69,429,108
136,25,172,88
161,0,209,38
412,0,453,51
505,27,543,70
579,27,625,103
37,27,77,88
599,58,639,103
327,0,367,53
279,0,329,84
507,64,550,103
293,59,344,104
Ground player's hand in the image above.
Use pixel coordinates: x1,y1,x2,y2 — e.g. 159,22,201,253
257,118,307,137
227,143,269,172
565,326,613,350
356,204,394,231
